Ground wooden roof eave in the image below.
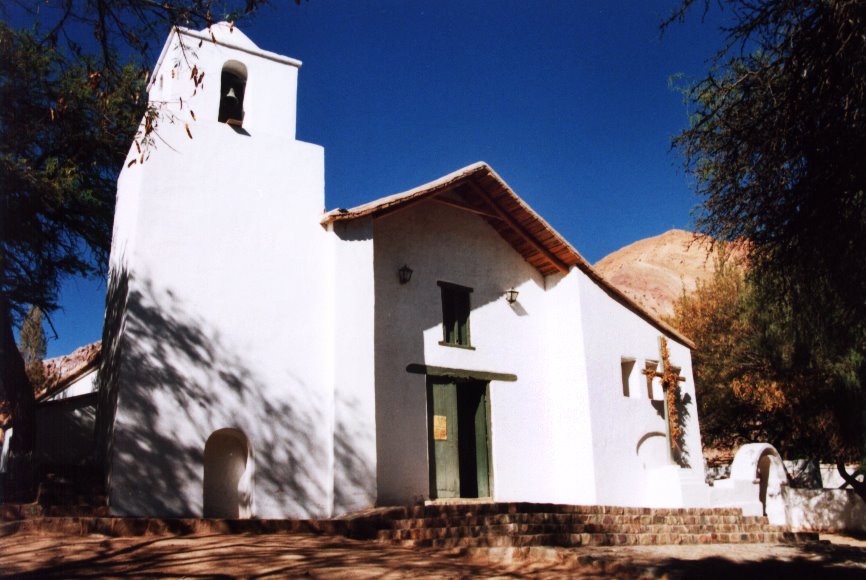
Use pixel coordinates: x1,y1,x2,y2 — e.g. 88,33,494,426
321,163,491,225
320,162,695,350
464,180,569,275
474,166,695,349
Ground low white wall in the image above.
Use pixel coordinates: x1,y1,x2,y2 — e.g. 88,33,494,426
710,444,865,532
819,464,861,489
785,488,866,532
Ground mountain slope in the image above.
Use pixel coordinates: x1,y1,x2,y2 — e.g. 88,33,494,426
594,229,744,319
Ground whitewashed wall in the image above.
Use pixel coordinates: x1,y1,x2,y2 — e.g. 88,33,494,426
329,218,378,515
538,271,599,505
785,488,866,532
102,26,335,518
148,24,300,140
45,370,98,401
372,199,596,506
577,274,708,507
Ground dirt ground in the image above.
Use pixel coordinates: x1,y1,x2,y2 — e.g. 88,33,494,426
1,531,865,578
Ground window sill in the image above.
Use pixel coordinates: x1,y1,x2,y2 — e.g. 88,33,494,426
438,341,476,351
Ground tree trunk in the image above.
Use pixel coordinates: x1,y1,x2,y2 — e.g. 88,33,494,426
836,459,866,504
0,300,36,501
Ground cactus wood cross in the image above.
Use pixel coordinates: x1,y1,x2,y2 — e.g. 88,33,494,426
642,336,687,464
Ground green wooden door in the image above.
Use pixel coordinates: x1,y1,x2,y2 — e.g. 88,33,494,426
431,381,460,498
429,379,491,499
473,386,491,498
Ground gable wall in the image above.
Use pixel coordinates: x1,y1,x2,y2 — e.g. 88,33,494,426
576,272,706,506
373,200,595,505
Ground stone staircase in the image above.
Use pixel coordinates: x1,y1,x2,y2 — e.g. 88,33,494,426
3,490,819,550
376,502,818,548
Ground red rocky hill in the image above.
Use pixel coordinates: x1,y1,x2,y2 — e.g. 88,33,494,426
594,229,746,319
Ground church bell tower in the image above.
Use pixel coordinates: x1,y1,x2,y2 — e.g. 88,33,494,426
99,23,335,519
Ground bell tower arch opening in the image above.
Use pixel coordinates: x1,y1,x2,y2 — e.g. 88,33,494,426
218,60,248,126
203,428,254,518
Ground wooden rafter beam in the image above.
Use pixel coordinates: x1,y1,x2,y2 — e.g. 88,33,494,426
467,181,570,275
432,197,503,221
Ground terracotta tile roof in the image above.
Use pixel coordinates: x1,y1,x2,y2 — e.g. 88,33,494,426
37,341,101,402
322,162,695,349
1,342,101,432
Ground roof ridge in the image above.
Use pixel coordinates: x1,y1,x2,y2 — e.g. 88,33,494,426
321,163,694,349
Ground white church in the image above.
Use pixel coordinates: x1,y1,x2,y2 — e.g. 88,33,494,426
96,22,714,520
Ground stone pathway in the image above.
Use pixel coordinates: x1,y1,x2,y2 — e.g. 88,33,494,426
0,531,864,578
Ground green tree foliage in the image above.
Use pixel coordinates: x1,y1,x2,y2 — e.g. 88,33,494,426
668,0,865,494
668,253,852,455
0,23,145,496
666,253,755,448
668,254,866,496
0,23,145,324
17,306,47,394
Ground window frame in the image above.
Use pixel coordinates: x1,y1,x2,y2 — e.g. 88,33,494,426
620,357,637,397
437,281,474,349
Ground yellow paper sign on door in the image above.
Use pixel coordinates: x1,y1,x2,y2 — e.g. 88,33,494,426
433,415,448,440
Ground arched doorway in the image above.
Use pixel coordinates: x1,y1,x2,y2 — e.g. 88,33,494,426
728,443,789,523
758,452,772,515
203,428,254,518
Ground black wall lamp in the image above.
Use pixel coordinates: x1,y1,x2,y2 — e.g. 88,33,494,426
398,265,413,285
505,287,519,304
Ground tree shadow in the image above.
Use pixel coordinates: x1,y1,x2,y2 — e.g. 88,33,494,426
3,533,866,578
672,392,692,468
94,265,371,517
633,541,866,580
785,486,866,531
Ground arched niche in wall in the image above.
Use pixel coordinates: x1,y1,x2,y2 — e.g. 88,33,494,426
636,431,669,470
218,60,248,126
203,428,254,518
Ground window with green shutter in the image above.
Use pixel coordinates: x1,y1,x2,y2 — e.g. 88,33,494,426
438,281,473,348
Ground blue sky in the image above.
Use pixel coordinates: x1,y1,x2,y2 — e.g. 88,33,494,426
17,1,730,357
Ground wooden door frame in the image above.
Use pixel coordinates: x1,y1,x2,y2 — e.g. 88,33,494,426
426,376,494,499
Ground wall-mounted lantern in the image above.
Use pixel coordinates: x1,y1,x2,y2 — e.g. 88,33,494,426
505,288,519,304
398,265,413,285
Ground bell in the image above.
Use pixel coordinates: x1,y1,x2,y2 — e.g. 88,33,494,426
224,86,239,105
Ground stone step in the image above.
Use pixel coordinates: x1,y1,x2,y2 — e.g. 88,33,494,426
379,521,793,542
390,512,769,530
0,510,401,539
409,503,747,518
391,530,818,549
379,503,817,548
1,503,111,520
